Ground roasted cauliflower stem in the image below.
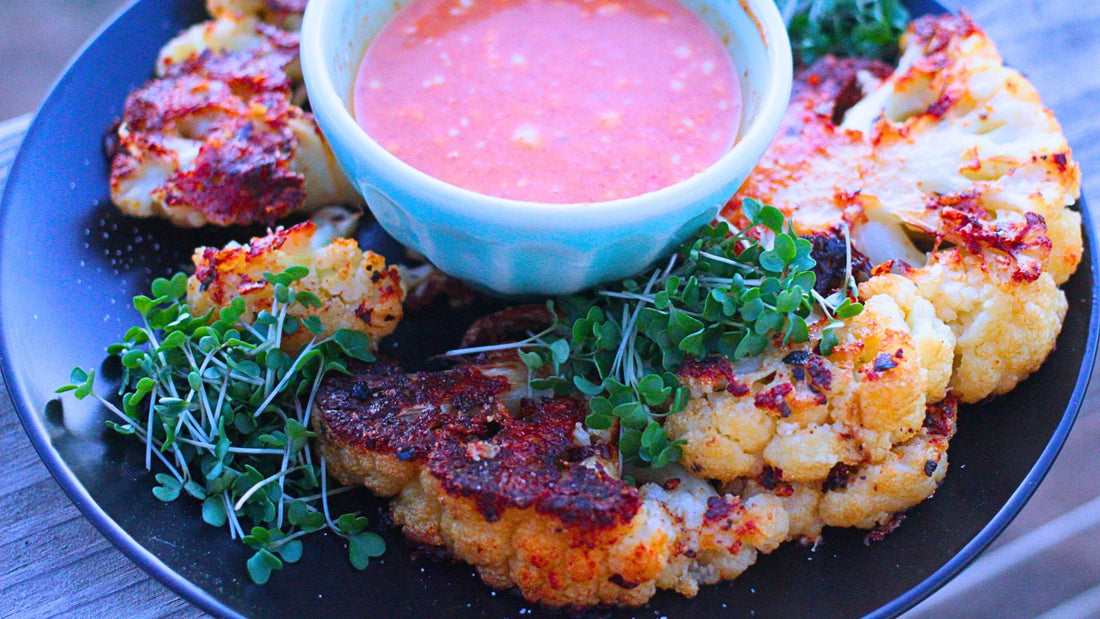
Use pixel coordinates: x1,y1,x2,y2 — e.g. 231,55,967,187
186,221,404,352
207,0,307,30
315,355,789,608
110,12,359,227
730,13,1081,402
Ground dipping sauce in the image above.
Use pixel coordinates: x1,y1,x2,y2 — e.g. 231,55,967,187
353,0,741,203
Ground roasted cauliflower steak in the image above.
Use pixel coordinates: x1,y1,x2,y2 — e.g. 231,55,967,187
315,355,790,608
730,13,1081,403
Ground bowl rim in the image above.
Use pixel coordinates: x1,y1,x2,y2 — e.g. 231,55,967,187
300,0,793,228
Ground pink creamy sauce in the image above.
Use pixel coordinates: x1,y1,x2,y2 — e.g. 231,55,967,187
353,0,741,203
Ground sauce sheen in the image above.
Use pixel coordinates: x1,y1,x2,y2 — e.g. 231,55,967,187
353,0,741,203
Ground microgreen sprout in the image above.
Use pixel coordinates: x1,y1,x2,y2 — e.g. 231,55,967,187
58,268,385,584
450,198,863,468
776,0,910,64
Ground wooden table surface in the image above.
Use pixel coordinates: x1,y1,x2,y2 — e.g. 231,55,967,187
1,0,1098,616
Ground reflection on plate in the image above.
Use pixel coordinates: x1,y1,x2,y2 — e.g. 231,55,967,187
0,0,1096,617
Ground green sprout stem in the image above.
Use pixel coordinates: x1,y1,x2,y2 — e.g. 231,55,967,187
57,267,386,583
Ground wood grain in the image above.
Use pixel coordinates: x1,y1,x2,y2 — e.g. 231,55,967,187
1,0,1098,616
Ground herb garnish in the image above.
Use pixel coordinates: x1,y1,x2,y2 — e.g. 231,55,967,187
58,268,385,584
449,199,863,468
776,0,910,63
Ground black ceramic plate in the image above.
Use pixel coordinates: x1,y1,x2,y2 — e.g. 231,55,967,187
1,0,1096,617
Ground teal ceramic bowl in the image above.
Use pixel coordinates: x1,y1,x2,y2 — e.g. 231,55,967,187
301,0,792,295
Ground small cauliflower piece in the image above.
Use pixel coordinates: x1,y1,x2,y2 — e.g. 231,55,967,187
111,16,359,227
187,221,404,353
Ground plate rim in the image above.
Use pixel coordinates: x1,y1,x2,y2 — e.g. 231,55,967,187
0,0,242,616
0,1,1095,617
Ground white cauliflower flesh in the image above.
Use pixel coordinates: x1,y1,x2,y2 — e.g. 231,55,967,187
901,250,1068,402
187,221,405,353
731,13,1081,402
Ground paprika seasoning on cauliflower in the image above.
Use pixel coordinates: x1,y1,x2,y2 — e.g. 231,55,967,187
187,221,405,353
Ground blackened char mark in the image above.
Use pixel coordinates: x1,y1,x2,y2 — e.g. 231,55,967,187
864,513,907,544
164,43,298,98
316,361,513,462
755,383,794,418
803,232,873,297
609,574,639,589
823,462,853,492
460,304,556,348
678,356,750,395
923,397,958,439
164,120,305,226
430,397,640,530
789,56,894,131
317,361,641,530
911,12,980,56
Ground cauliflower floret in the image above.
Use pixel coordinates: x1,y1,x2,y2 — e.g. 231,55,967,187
859,273,955,401
738,480,826,542
644,477,788,598
818,425,951,528
904,249,1068,402
739,398,957,537
206,0,306,30
186,221,404,353
665,284,956,536
668,286,953,481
